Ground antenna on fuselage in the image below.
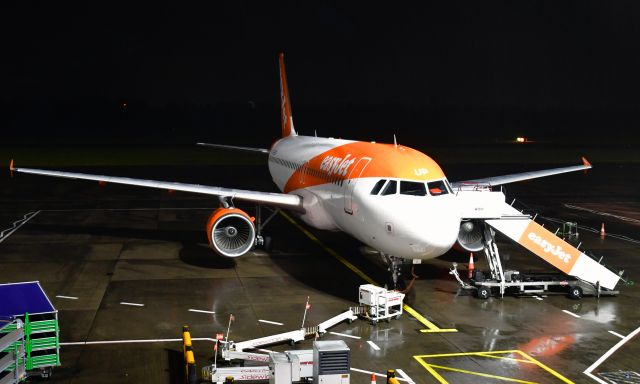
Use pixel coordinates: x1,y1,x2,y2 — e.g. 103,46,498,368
393,134,398,148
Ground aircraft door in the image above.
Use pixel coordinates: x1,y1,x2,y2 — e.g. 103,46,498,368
299,161,308,185
344,157,371,214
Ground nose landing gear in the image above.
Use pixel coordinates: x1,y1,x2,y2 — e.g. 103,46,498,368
383,254,416,291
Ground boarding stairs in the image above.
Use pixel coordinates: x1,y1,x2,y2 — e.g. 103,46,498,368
0,319,26,384
457,189,623,291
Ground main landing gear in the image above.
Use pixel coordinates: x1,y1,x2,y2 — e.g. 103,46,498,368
254,205,279,252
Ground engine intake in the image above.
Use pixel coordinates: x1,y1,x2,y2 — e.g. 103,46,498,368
206,208,256,257
456,220,484,252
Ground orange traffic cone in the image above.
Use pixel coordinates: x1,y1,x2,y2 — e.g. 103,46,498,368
468,253,475,279
370,373,377,384
600,223,606,238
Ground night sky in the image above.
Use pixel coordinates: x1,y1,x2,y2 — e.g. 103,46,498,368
2,2,640,145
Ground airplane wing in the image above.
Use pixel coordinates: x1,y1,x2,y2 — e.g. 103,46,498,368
451,157,592,188
9,160,303,211
196,142,270,154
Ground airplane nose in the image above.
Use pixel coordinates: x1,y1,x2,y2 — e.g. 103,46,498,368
398,198,461,257
426,212,460,249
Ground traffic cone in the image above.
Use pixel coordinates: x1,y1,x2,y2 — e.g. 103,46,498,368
370,373,376,384
600,223,606,238
468,253,475,279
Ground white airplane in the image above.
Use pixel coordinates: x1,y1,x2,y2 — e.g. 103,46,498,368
11,53,603,289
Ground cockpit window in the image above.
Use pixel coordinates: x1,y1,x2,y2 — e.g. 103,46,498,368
445,179,454,193
427,180,449,196
370,179,387,195
380,180,397,195
400,181,427,196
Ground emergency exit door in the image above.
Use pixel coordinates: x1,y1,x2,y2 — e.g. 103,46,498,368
344,157,371,214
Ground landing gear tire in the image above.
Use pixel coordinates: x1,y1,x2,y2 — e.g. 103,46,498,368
384,255,408,291
263,236,273,252
568,286,583,300
477,286,491,300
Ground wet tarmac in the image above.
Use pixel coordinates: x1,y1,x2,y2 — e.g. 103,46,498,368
0,160,639,384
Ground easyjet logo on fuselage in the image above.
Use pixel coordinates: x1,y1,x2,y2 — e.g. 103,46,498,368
527,232,572,263
320,154,357,177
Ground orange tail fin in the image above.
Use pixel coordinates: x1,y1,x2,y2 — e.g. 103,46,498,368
279,53,297,137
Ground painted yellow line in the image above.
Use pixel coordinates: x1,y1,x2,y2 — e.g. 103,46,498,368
413,355,448,384
280,211,458,333
424,363,538,384
279,211,376,285
415,350,520,358
403,304,458,333
474,352,535,364
517,350,575,384
414,350,574,384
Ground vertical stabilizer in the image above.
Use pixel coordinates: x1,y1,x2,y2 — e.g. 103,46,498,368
279,53,297,137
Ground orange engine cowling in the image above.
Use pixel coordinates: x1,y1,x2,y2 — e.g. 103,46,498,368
206,208,256,257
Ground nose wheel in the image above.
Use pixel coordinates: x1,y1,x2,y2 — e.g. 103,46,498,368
384,255,408,291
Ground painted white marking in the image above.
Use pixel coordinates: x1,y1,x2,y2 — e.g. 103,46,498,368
608,330,625,339
396,369,416,384
61,337,218,346
258,319,284,326
543,213,640,245
349,368,408,382
535,296,543,301
55,295,79,300
564,204,640,225
584,371,608,384
120,301,144,307
0,211,41,244
562,309,581,318
188,309,216,315
61,338,182,345
367,340,381,351
584,326,640,383
329,331,361,340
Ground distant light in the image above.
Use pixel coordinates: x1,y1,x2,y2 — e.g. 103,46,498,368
516,137,527,143
122,102,128,108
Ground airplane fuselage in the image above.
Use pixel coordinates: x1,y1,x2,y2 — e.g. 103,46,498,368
268,135,461,260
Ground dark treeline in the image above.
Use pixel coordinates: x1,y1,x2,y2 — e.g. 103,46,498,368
2,100,639,147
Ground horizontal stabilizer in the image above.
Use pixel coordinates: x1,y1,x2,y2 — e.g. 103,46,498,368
486,204,620,289
196,143,269,154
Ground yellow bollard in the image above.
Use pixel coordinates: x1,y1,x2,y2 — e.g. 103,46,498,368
182,326,197,384
387,369,398,384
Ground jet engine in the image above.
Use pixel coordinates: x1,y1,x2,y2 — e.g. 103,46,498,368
456,220,484,252
206,208,256,257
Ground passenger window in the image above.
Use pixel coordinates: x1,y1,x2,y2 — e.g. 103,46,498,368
370,179,387,195
381,180,397,195
427,180,448,196
400,181,427,196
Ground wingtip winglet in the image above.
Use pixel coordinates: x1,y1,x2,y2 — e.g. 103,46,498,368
9,159,14,171
581,156,592,168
